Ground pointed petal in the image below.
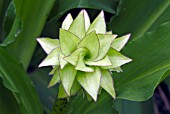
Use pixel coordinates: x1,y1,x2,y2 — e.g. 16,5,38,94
60,64,77,96
64,48,88,66
85,55,112,66
60,29,80,56
58,83,68,98
49,66,58,75
75,52,94,72
37,38,59,54
77,67,101,101
101,70,116,99
86,11,106,34
101,48,132,69
110,67,123,73
38,47,60,67
48,69,60,88
69,10,86,39
62,13,73,30
78,31,99,60
70,79,81,96
59,53,67,69
96,34,117,60
111,34,131,51
83,10,90,31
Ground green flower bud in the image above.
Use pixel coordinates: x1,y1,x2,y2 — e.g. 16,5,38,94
37,9,132,101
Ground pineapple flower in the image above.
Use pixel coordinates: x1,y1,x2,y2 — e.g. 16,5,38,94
37,10,132,101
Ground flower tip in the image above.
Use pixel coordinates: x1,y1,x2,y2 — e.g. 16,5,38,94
99,10,104,17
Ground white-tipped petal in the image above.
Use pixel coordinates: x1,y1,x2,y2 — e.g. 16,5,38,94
62,13,73,30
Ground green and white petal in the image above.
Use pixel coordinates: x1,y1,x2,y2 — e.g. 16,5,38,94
75,52,94,72
85,55,112,66
58,83,68,98
111,34,131,51
38,47,60,67
96,34,117,60
48,69,60,88
64,48,88,66
68,10,86,39
86,11,106,34
110,67,123,73
59,53,67,69
78,31,99,61
77,67,101,101
83,10,90,31
70,79,81,96
49,66,58,75
60,29,80,56
37,38,59,54
62,13,73,30
101,69,116,99
60,64,77,96
101,48,132,69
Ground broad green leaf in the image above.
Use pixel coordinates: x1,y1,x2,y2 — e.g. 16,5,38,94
110,0,170,39
0,79,20,114
75,52,94,72
49,66,58,75
60,64,77,96
78,31,99,60
114,22,170,101
37,38,59,54
60,29,80,56
0,47,43,114
64,48,88,66
96,34,117,60
102,48,132,69
62,13,73,30
101,69,116,99
29,68,57,112
85,56,112,66
86,11,106,34
77,67,101,101
69,10,86,39
48,69,60,88
59,53,68,69
111,34,131,51
64,91,117,114
2,0,56,69
38,47,60,67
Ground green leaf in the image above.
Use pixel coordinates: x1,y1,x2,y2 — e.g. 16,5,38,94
110,0,170,39
37,38,59,54
64,48,88,66
101,48,132,69
48,69,60,88
69,10,86,39
38,47,60,67
3,0,56,69
96,34,117,60
62,13,73,30
60,64,77,96
111,34,131,51
60,29,80,56
86,11,106,34
0,79,20,114
78,31,99,60
75,52,94,72
77,67,101,101
85,55,112,66
114,22,170,101
101,69,116,99
0,47,43,114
